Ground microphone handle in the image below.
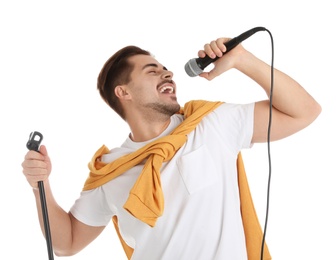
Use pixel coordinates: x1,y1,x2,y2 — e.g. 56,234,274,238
196,26,266,70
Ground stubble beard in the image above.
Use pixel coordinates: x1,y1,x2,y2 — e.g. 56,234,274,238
146,97,180,119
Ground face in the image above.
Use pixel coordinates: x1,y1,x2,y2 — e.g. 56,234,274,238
126,54,180,118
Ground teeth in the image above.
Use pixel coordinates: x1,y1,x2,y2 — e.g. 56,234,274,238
159,86,174,93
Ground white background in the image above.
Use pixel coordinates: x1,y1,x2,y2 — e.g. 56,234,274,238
1,0,335,259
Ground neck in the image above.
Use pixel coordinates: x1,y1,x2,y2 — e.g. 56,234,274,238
127,115,171,142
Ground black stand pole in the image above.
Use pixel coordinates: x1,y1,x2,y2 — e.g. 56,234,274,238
37,181,54,260
27,131,54,260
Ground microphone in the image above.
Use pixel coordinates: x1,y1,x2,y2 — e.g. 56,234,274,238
184,26,266,77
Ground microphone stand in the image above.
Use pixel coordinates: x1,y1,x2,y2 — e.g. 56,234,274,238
27,131,54,260
37,181,54,260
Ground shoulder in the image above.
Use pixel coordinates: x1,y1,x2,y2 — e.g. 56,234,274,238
207,102,255,122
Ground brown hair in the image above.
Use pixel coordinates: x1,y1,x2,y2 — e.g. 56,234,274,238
97,45,150,119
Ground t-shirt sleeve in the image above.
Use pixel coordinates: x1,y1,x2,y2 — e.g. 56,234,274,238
70,187,114,227
210,102,255,153
238,102,255,149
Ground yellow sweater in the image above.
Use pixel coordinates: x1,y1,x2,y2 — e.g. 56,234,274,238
84,100,271,260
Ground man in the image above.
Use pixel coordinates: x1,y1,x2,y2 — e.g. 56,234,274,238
22,36,321,259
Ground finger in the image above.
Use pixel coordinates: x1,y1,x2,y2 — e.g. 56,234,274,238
22,158,47,170
198,50,206,58
22,161,49,186
23,166,48,177
217,38,229,52
24,150,44,161
203,43,216,59
25,170,49,187
209,40,224,58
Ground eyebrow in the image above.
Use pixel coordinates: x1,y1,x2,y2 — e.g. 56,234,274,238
142,63,168,71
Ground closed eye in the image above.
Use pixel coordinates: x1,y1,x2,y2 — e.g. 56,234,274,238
142,63,168,74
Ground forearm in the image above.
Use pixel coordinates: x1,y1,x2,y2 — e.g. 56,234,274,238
33,180,74,255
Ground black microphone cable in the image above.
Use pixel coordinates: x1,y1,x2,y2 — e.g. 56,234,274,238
260,28,274,260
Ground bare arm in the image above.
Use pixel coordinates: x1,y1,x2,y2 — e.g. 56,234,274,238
22,145,105,256
198,38,321,142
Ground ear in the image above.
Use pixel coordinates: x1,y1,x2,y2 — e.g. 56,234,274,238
115,85,132,100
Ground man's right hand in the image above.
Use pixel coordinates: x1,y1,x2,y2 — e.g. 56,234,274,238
21,145,52,189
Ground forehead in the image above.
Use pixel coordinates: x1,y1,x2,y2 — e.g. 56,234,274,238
129,54,165,71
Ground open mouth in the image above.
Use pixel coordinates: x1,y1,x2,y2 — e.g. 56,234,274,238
158,85,174,94
157,80,175,94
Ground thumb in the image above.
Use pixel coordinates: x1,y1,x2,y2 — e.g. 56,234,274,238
39,144,48,156
39,144,52,173
199,68,220,81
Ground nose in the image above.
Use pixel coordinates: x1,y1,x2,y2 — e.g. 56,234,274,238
161,69,173,79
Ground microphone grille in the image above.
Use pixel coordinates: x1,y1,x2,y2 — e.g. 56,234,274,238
184,59,203,77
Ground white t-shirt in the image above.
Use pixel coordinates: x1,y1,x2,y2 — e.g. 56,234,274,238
71,102,255,260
